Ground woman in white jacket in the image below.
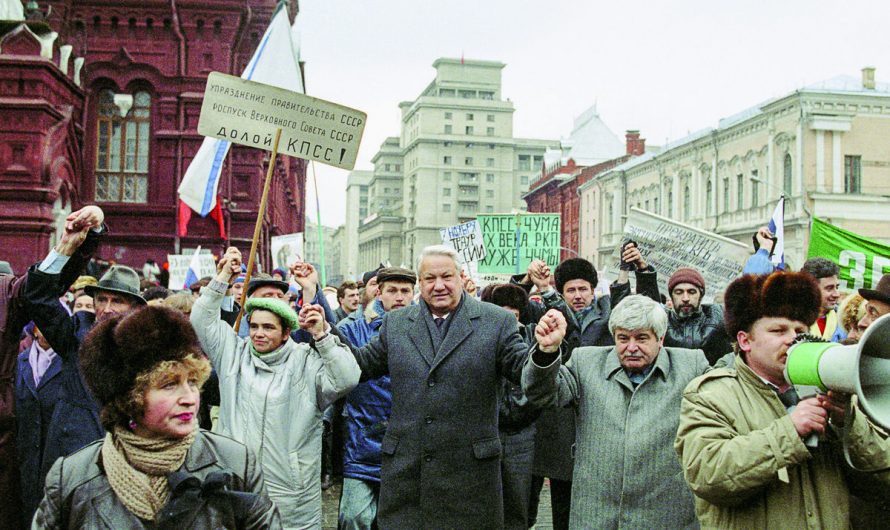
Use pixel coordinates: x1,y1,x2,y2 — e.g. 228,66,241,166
191,247,360,529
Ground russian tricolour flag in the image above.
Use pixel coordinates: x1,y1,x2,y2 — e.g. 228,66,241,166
183,246,203,289
177,4,305,238
768,197,785,270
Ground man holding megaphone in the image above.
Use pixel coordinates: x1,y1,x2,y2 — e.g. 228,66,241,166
675,272,890,529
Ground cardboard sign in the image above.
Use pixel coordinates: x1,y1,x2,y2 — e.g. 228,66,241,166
440,220,486,265
615,208,749,303
270,233,304,272
167,250,217,290
197,72,367,170
477,214,561,274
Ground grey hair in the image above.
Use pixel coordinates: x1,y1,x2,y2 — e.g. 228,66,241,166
608,294,668,339
417,245,461,273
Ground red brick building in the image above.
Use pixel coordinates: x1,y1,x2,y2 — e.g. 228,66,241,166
525,128,646,262
0,0,306,276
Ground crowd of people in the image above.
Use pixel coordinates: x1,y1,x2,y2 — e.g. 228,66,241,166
0,203,888,529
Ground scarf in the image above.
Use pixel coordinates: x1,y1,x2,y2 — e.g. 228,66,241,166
101,426,196,521
809,308,838,340
28,340,57,386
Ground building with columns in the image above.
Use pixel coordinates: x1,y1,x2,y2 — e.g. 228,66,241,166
341,169,372,280
0,0,306,276
582,68,890,274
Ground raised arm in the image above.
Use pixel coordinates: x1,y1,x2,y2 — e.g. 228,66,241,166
299,304,360,411
191,249,246,371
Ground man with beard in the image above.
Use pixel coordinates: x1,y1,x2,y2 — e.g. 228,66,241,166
663,267,732,365
800,257,845,342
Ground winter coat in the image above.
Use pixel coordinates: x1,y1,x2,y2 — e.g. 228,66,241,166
350,294,551,529
664,304,732,365
675,355,890,529
24,271,103,479
524,345,709,529
16,348,64,524
32,430,280,529
191,279,360,529
0,231,100,529
337,299,390,483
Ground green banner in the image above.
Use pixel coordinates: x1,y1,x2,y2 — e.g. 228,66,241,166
477,213,561,274
807,217,890,291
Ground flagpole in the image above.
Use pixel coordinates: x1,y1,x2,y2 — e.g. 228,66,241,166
234,128,282,332
311,161,327,288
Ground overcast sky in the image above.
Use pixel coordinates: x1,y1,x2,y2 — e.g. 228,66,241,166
297,0,890,228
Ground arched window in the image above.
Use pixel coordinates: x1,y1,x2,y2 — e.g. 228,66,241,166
783,154,793,195
95,89,150,202
683,185,691,221
706,179,714,215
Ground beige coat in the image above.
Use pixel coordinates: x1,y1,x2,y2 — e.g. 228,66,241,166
675,355,890,529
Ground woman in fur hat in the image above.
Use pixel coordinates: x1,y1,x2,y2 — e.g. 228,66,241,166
32,305,280,529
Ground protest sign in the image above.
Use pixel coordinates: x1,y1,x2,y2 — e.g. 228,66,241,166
615,208,749,303
271,233,304,271
440,220,486,265
808,217,890,292
197,72,367,170
167,249,216,290
477,213,561,274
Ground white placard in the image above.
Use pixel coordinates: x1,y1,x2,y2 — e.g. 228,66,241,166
271,233,304,271
440,220,486,265
167,250,217,290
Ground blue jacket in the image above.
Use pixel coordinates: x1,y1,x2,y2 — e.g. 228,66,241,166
15,347,64,523
336,299,391,483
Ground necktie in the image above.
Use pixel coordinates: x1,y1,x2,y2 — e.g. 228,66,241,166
777,387,801,409
434,317,445,330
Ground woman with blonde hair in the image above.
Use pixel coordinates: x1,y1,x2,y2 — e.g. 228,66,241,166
839,292,867,341
32,305,279,529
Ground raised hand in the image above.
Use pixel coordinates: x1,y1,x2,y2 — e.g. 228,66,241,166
65,205,104,232
621,242,648,270
290,261,318,301
528,259,553,292
298,303,327,339
214,247,242,284
534,309,567,352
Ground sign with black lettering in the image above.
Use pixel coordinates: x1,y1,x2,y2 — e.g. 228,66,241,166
440,220,486,265
477,213,561,274
197,72,367,170
616,208,749,303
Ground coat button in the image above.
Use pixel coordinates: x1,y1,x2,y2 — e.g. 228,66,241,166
424,454,432,462
425,416,433,424
428,380,435,387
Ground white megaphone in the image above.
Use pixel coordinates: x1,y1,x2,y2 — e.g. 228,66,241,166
784,312,890,431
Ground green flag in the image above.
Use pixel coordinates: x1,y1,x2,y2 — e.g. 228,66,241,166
807,217,890,292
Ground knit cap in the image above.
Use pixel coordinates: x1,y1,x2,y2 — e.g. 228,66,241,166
668,268,705,294
245,297,299,330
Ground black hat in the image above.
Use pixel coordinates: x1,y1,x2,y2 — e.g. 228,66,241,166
247,273,290,297
554,258,598,294
376,267,417,286
860,274,890,307
84,265,147,305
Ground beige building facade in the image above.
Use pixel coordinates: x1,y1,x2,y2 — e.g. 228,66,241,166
341,170,373,281
581,69,890,276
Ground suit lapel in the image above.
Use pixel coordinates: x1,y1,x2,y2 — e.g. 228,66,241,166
408,306,436,367
18,355,38,398
430,297,477,372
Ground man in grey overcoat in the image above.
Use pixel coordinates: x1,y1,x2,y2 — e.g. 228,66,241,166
348,245,568,529
523,294,709,529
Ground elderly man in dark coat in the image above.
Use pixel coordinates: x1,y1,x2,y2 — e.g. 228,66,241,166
0,207,103,528
346,245,567,529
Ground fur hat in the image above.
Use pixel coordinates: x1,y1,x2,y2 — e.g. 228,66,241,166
723,272,822,337
485,283,529,315
79,305,202,408
554,258,597,294
668,268,705,294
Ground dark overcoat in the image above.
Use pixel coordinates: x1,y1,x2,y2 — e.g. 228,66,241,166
352,294,545,530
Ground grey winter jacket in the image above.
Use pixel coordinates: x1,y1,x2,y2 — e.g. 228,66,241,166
31,429,280,529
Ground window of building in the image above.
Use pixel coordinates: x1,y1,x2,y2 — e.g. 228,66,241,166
442,203,451,212
443,188,451,197
653,196,659,214
489,144,496,150
459,90,474,98
395,164,401,172
445,111,452,119
518,155,530,170
486,173,495,183
465,126,474,135
608,202,614,232
645,200,650,211
440,90,455,98
444,141,452,147
479,91,494,100
466,113,474,121
722,178,729,212
750,171,759,207
443,156,452,165
384,164,391,171
533,155,543,167
845,155,862,193
442,172,451,181
444,125,452,134
486,190,494,198
520,175,529,185
465,157,473,165
485,205,494,212
667,190,673,217
706,179,714,215
487,114,495,122
95,89,151,203
783,154,793,194
736,174,744,209
486,127,495,136
486,158,495,167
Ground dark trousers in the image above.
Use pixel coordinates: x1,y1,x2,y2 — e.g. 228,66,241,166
500,427,535,530
528,475,571,530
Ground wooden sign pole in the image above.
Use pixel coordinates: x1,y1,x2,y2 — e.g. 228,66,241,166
234,127,282,332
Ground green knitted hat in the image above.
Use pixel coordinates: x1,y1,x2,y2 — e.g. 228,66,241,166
245,297,299,331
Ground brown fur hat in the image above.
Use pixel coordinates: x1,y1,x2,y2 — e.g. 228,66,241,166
723,272,822,337
79,305,203,408
482,283,529,315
